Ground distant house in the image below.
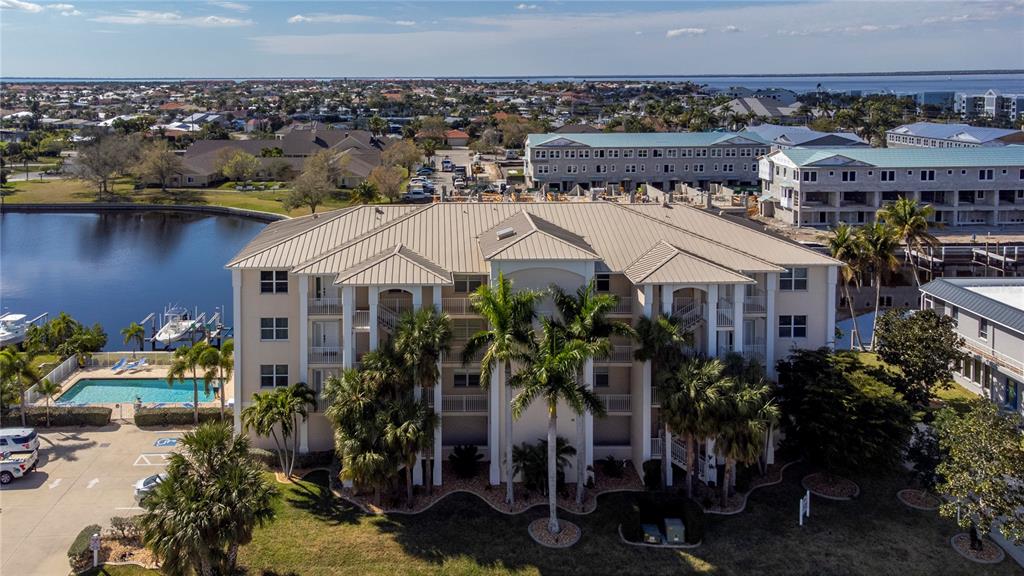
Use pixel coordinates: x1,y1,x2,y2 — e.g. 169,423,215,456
742,124,867,150
716,98,808,125
886,122,1024,149
552,124,603,134
444,129,470,147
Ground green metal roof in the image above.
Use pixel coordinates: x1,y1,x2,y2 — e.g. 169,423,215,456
776,147,1024,168
526,131,771,148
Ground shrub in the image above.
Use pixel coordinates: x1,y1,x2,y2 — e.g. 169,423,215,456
134,407,222,427
449,444,484,479
68,524,102,569
601,455,626,479
250,447,277,468
642,459,661,490
1,406,111,427
109,516,141,542
511,437,575,495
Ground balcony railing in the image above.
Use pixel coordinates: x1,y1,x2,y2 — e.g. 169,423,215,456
599,393,631,413
596,345,633,364
961,334,1024,378
743,292,767,315
717,343,734,357
308,297,342,316
442,394,489,413
315,394,330,413
716,299,735,327
609,295,633,315
442,297,475,315
742,341,767,362
442,342,486,364
309,346,342,365
353,309,371,329
652,387,663,407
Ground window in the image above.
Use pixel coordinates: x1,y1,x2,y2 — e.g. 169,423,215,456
566,150,576,159
453,371,482,388
625,164,637,173
260,271,288,294
595,164,607,173
537,165,550,174
550,150,561,159
260,364,288,388
778,315,807,338
535,150,548,159
594,149,605,158
979,169,994,181
595,272,610,292
1006,379,1020,411
694,164,704,173
594,367,610,388
978,319,989,340
779,267,808,291
454,275,486,294
609,149,619,158
802,171,817,182
723,164,734,172
841,171,856,182
580,149,591,159
1019,169,1023,179
920,170,935,181
638,149,649,158
260,317,288,341
949,306,958,321
623,149,634,158
566,165,578,174
881,170,895,181
667,149,678,158
878,295,893,307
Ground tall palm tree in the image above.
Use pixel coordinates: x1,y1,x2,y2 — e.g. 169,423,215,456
822,224,866,350
462,272,540,505
121,322,146,359
242,391,290,473
166,342,210,425
857,222,900,350
385,397,438,507
393,307,451,491
46,312,79,350
35,378,62,427
552,280,634,503
511,318,606,535
714,374,779,507
281,383,316,476
878,197,939,287
0,347,41,427
633,314,689,488
662,357,731,499
197,339,233,421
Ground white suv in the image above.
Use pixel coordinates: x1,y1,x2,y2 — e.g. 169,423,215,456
0,428,39,453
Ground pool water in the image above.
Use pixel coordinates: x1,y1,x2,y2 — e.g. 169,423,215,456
60,378,218,404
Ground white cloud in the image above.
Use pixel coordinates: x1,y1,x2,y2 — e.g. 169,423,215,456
91,10,252,27
287,13,374,24
46,3,79,16
516,4,538,10
394,20,416,26
666,27,705,38
0,0,43,13
721,25,741,33
210,1,249,12
634,30,643,35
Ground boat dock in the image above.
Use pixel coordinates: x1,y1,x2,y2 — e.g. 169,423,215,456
139,305,232,350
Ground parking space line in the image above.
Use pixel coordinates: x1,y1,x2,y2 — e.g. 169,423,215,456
48,479,62,490
134,453,171,466
86,478,99,489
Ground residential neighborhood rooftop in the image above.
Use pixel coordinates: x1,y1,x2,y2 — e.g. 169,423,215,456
920,277,1024,332
771,146,1024,168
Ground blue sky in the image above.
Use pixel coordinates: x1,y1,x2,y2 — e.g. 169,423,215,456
1,1,1022,77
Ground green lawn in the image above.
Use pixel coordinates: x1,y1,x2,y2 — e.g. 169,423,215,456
852,351,979,413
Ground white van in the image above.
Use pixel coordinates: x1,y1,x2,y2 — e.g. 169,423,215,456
0,428,39,453
1,450,38,484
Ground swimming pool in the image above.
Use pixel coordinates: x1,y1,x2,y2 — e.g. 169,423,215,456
59,378,218,404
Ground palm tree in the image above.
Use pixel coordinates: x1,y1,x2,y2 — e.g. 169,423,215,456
462,272,540,505
662,357,731,499
511,318,606,535
633,314,689,488
0,347,41,427
822,224,866,350
121,322,146,359
281,383,316,476
241,383,315,477
324,369,395,505
46,312,79,350
166,342,210,425
350,180,377,205
139,422,276,576
714,373,779,508
393,307,451,491
35,378,62,427
551,280,634,503
857,222,900,350
197,340,233,420
368,114,388,137
878,197,939,287
385,397,438,507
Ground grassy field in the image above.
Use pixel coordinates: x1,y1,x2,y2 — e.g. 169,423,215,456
852,351,979,412
1,178,354,217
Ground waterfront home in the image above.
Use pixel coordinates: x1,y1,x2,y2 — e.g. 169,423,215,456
757,146,1024,227
226,202,839,487
955,89,1024,121
920,278,1024,417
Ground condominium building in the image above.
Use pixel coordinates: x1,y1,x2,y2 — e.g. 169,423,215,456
524,132,771,193
886,122,1024,149
758,147,1024,228
920,278,1023,417
955,89,1024,121
742,124,867,150
226,202,839,487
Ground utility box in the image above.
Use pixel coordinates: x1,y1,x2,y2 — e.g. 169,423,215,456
640,523,663,545
664,518,685,544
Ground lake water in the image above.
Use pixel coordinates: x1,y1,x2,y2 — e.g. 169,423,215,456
0,210,266,350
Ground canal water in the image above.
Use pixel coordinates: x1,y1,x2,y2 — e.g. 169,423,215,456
0,210,267,350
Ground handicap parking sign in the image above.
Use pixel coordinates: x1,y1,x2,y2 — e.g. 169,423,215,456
154,437,179,447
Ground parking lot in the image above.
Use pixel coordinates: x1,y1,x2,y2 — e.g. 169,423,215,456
0,425,181,576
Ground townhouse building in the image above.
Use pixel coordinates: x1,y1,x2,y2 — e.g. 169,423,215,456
920,278,1024,417
758,147,1024,228
886,122,1024,149
955,90,1024,121
524,132,772,193
226,202,839,488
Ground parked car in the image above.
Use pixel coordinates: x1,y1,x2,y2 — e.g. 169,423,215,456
416,167,434,176
504,149,519,160
134,473,167,503
0,428,39,454
441,157,454,172
453,165,467,177
402,189,433,203
453,177,466,189
0,449,38,485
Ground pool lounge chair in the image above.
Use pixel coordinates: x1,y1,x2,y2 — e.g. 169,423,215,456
148,403,166,409
111,358,128,373
122,359,141,371
182,402,195,409
130,358,149,372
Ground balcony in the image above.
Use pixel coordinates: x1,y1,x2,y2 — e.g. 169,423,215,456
599,393,631,413
716,299,735,328
596,345,633,364
742,339,767,363
961,335,1024,379
442,297,475,315
717,343,735,357
609,295,633,315
442,394,489,413
442,342,486,365
743,291,767,315
672,297,704,331
353,309,371,330
308,297,342,316
309,346,342,365
652,387,663,407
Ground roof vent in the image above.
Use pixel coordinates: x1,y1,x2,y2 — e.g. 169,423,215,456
496,227,516,240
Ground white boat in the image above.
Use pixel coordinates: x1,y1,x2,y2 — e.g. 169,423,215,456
0,314,30,348
154,306,200,346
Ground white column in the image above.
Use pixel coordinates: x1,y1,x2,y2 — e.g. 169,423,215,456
733,283,745,358
298,275,309,453
433,286,443,486
581,263,595,482
231,269,243,434
660,283,675,319
341,286,354,369
641,284,654,462
706,284,719,357
488,368,501,485
411,285,424,486
826,266,837,350
766,273,778,379
660,285,673,487
368,288,379,352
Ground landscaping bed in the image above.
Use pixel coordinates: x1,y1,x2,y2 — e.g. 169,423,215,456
950,533,1006,564
897,488,942,510
802,472,860,500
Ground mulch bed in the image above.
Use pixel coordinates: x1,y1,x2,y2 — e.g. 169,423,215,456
801,472,860,500
94,538,158,569
950,533,1006,564
896,488,941,510
528,518,581,548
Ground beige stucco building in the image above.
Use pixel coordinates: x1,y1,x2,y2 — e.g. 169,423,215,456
226,202,839,487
